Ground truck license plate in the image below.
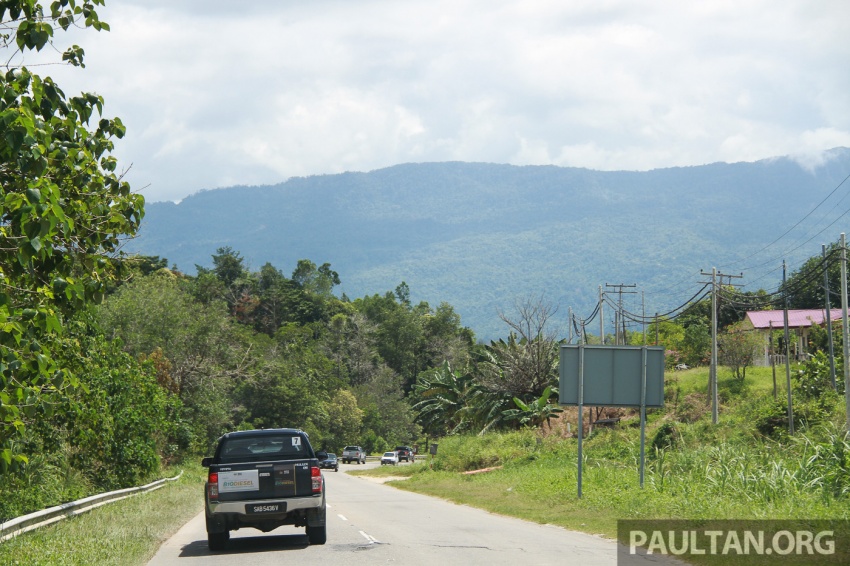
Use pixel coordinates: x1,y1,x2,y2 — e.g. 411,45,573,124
247,503,284,514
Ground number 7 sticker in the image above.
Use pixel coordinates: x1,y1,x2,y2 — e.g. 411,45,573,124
292,436,301,446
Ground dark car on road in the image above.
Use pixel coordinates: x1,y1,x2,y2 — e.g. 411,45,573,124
319,453,339,472
395,446,415,462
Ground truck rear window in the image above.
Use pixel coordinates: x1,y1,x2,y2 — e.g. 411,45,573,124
219,434,308,462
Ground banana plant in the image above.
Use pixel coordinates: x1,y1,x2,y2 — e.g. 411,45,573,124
501,385,562,428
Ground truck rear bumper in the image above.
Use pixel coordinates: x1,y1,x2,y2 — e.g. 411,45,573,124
208,494,323,515
206,494,326,533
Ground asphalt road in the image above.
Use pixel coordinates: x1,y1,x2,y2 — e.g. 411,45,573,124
147,461,658,565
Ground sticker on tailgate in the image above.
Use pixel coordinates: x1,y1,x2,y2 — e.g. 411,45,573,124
219,469,260,493
274,464,297,496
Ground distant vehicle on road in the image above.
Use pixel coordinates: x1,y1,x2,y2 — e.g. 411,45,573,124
395,446,415,462
380,451,399,466
342,445,366,464
319,453,339,472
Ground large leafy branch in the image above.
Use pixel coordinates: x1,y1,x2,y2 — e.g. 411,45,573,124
0,0,142,470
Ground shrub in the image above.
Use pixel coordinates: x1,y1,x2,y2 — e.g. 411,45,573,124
675,393,709,423
751,397,789,438
796,351,845,399
651,421,678,452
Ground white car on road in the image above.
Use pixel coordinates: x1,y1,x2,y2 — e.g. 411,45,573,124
380,451,399,465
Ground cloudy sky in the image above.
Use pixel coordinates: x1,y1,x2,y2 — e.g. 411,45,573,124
23,0,850,203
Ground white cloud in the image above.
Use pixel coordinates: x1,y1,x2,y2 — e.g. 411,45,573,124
20,0,850,201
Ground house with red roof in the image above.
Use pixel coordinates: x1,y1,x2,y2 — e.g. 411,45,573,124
742,309,842,366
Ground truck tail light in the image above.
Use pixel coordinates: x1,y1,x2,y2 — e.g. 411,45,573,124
208,471,219,501
311,466,323,493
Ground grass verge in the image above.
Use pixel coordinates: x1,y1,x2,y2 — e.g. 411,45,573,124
0,464,205,566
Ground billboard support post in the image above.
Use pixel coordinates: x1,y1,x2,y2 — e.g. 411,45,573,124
577,345,585,499
639,347,647,488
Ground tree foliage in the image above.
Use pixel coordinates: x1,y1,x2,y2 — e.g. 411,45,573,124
780,241,841,310
718,322,762,380
0,0,143,469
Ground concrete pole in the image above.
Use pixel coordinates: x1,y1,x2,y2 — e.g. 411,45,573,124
824,244,837,389
841,233,850,432
783,260,794,435
599,286,604,346
655,313,659,345
711,267,718,424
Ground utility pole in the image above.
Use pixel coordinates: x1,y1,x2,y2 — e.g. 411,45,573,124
783,260,794,435
823,244,837,389
703,267,718,424
568,307,573,344
700,268,743,424
599,286,604,345
642,291,646,346
655,313,659,346
841,233,850,432
769,321,777,401
606,283,637,345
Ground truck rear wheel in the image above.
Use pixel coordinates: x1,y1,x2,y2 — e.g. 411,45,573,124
307,524,327,545
208,530,230,551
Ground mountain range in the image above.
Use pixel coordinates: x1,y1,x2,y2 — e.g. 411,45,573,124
123,148,850,340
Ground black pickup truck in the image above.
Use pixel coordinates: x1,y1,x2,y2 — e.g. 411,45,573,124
395,446,415,462
201,428,328,550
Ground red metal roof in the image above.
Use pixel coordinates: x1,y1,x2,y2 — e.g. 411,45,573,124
746,309,844,329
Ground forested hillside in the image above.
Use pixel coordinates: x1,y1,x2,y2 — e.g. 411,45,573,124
127,150,850,338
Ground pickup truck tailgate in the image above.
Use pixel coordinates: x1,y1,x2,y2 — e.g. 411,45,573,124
216,460,315,501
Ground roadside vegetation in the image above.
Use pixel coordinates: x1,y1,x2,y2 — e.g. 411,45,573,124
357,365,850,540
0,465,204,566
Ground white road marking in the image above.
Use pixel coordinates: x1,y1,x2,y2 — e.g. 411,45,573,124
360,530,380,544
338,514,348,521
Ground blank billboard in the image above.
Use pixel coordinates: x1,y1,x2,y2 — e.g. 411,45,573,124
559,345,665,407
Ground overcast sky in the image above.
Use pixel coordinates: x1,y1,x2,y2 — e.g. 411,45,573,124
23,0,850,203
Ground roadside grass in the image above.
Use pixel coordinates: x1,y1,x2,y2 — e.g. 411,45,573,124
358,366,850,541
0,464,205,566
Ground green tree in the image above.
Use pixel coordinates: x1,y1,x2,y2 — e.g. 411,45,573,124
292,259,340,297
421,302,474,372
58,316,177,488
317,389,363,451
207,247,257,323
718,322,762,380
0,0,143,468
354,365,420,447
354,290,424,391
781,242,841,309
95,273,241,450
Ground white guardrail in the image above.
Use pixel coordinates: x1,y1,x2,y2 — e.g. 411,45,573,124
0,471,184,542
